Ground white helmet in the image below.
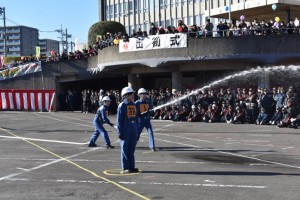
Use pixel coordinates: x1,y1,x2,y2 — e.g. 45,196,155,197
138,88,148,95
121,87,135,97
102,96,111,102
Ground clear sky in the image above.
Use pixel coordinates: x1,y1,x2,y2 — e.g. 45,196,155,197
1,0,99,43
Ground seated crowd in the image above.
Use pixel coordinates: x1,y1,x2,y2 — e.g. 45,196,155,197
150,87,299,129
64,86,300,129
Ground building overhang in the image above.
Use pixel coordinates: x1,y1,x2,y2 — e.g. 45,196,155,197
211,1,300,22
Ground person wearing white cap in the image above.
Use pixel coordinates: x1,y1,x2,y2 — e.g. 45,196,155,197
135,88,156,151
88,96,115,149
117,86,139,174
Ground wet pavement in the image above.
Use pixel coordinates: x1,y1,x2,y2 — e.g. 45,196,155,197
0,111,299,200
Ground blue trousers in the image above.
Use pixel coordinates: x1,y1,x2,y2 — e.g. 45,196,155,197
137,118,155,149
120,125,137,170
89,122,111,145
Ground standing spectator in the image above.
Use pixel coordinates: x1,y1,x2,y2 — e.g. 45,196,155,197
224,88,235,107
66,90,74,112
149,23,157,35
205,19,214,37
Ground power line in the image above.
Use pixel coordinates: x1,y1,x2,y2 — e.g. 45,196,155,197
5,17,20,26
39,30,57,32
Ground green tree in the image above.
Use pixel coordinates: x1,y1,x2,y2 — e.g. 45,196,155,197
88,21,126,46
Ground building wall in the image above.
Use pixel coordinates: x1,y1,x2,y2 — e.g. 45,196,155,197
99,0,300,35
0,26,38,57
39,39,60,56
20,26,39,56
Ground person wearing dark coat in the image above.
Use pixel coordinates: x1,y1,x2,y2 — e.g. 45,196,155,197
149,23,157,35
269,107,283,125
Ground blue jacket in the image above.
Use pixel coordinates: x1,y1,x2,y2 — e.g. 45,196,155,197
257,112,270,124
274,93,286,108
270,111,283,123
135,99,153,119
93,105,113,126
117,99,137,136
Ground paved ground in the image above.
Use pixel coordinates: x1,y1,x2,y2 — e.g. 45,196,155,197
0,111,300,200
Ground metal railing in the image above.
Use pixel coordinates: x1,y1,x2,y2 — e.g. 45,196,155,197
187,27,300,38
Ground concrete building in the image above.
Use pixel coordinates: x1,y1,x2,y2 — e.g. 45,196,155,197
0,25,39,57
38,39,59,57
99,0,300,35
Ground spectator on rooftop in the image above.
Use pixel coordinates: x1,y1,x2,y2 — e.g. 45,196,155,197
149,23,157,35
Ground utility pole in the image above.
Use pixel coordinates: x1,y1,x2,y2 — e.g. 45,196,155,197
229,0,231,24
65,28,68,54
208,0,211,19
0,7,7,57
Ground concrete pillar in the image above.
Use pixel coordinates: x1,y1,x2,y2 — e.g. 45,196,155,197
128,74,138,90
287,9,291,23
172,71,183,92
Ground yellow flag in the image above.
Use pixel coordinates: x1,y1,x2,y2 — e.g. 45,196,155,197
36,46,40,58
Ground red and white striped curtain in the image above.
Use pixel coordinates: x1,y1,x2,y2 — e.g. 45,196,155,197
0,90,55,111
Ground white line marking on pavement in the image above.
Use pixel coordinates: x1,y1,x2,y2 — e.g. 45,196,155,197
148,137,300,169
0,135,88,145
0,158,205,165
31,113,93,128
5,178,267,189
0,173,22,181
249,164,268,166
155,132,214,144
282,146,295,150
17,168,29,172
49,113,91,123
243,143,274,147
225,142,241,145
204,180,215,183
140,124,174,137
0,147,102,181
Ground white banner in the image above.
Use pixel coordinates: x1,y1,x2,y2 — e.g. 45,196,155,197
0,61,42,81
119,33,187,53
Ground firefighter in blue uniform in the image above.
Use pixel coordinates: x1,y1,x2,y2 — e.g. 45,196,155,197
135,88,156,151
117,87,139,174
88,96,115,149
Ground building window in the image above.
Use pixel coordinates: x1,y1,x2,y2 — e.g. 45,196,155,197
149,0,153,10
109,5,113,18
134,0,138,11
106,5,109,19
188,16,193,25
115,3,119,17
143,0,148,11
119,3,123,14
124,2,128,14
171,0,175,8
165,19,170,27
129,1,133,12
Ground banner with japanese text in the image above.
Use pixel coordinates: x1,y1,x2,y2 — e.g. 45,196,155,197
119,33,187,53
0,61,42,81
